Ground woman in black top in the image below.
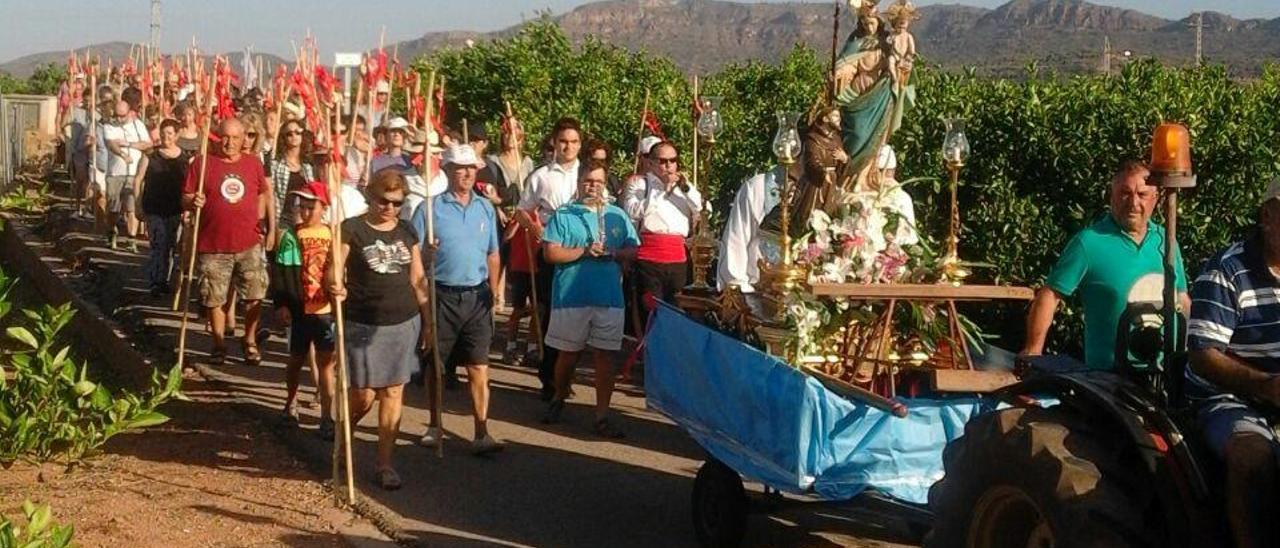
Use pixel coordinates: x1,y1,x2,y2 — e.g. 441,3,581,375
135,119,189,296
332,169,431,491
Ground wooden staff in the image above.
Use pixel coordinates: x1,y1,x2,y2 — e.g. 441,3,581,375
175,94,214,369
361,55,375,186
325,155,358,505
418,73,444,458
632,89,650,175
505,100,543,361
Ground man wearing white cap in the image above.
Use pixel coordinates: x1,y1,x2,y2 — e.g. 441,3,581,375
372,117,446,222
410,143,504,455
1186,177,1280,548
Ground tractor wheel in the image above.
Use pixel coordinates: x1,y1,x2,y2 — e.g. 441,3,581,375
926,406,1162,548
692,458,749,548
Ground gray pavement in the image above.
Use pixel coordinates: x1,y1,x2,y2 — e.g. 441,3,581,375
24,184,917,548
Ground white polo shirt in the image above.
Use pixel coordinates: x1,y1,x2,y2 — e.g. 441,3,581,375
519,159,580,224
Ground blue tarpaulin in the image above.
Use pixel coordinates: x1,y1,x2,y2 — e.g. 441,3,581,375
644,303,993,504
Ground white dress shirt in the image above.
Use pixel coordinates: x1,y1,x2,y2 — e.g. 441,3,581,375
519,159,580,224
622,173,702,236
716,170,781,293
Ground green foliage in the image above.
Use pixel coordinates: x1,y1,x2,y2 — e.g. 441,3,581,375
0,64,66,96
0,501,74,548
0,268,186,468
417,21,1280,353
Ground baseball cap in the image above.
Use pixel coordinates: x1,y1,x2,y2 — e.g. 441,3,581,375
441,144,484,168
1263,176,1280,205
376,80,391,94
467,124,488,142
638,135,663,156
289,181,330,205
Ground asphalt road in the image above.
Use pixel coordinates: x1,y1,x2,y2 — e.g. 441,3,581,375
31,189,918,547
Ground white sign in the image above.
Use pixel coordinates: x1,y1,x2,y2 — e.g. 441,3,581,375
334,52,362,68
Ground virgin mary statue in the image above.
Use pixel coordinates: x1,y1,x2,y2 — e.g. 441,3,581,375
832,1,901,191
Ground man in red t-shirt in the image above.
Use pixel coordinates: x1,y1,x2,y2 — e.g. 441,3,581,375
182,118,274,366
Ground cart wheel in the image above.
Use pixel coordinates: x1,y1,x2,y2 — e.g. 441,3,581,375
692,458,748,548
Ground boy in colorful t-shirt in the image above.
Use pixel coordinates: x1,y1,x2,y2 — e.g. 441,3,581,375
540,161,639,438
269,181,337,439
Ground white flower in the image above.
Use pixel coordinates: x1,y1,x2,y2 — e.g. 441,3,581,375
810,209,832,234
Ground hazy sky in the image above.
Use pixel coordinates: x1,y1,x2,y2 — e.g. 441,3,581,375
2,0,1276,62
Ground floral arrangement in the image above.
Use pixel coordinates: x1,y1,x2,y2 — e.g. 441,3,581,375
776,185,980,372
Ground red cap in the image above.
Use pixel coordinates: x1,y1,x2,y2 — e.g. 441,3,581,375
289,180,330,205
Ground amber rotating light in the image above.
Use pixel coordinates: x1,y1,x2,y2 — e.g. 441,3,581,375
1147,122,1194,407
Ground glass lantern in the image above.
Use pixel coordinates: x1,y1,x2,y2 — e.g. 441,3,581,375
942,117,970,166
772,111,803,165
695,96,723,143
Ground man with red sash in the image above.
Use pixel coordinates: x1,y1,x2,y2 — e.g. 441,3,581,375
621,141,702,313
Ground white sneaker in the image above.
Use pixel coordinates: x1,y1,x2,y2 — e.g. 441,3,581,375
418,426,443,447
471,434,505,456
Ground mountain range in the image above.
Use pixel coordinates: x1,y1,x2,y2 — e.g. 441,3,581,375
4,0,1279,79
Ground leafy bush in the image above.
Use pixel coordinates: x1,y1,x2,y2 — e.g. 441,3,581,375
0,501,74,548
420,20,1280,354
0,268,185,469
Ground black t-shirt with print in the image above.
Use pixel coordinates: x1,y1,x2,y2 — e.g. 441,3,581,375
341,217,420,325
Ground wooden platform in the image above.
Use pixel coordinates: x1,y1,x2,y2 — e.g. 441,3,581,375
808,283,1035,301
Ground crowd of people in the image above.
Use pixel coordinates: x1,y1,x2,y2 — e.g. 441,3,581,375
58,73,706,490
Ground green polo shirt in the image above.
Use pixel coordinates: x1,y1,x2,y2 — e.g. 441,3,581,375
1045,214,1187,370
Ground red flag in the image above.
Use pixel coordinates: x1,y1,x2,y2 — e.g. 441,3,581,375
315,66,340,107
643,110,666,140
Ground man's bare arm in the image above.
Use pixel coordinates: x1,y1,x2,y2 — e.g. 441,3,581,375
1021,287,1061,355
1190,348,1280,406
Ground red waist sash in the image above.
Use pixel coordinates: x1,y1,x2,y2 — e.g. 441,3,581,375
636,232,686,264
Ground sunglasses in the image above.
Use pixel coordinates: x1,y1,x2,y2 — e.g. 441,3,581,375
246,132,259,138
373,196,404,208
286,130,304,137
656,157,679,165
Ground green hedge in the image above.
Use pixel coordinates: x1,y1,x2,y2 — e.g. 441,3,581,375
418,20,1280,354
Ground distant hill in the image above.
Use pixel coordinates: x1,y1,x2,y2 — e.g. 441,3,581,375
6,1,1279,79
0,41,289,79
391,0,1280,76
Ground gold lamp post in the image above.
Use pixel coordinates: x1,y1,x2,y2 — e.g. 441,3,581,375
769,110,805,294
686,95,723,293
941,117,971,283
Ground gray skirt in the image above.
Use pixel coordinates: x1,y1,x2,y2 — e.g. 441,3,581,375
345,316,420,389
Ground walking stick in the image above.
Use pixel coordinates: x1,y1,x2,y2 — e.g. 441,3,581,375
175,104,213,370
632,89,650,176
420,73,444,459
505,101,544,363
325,160,358,505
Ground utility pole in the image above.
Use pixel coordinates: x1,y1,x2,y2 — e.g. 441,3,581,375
150,0,162,54
1101,35,1112,75
1187,12,1203,67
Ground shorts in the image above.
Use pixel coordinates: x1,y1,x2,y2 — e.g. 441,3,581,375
435,285,494,366
196,244,269,308
546,306,624,352
105,175,134,214
506,271,532,309
1196,395,1280,459
289,313,335,356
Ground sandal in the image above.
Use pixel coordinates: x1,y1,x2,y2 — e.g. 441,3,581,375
318,419,335,442
376,468,402,491
542,399,565,425
243,342,262,366
593,417,626,440
207,347,227,366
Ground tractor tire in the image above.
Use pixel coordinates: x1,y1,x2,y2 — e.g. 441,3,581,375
692,458,749,548
926,406,1162,548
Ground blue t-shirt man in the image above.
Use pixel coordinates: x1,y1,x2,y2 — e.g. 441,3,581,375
411,191,499,287
543,202,640,309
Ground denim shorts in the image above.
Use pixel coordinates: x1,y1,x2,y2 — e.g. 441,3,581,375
288,313,335,356
1196,395,1280,459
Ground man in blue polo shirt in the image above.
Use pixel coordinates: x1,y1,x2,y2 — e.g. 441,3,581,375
410,144,503,456
1022,160,1189,368
1187,177,1280,548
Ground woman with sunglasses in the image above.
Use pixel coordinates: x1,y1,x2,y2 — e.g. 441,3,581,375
270,119,315,243
330,168,432,490
174,102,202,154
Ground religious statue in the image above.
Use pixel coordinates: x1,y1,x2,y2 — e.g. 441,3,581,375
784,107,849,234
829,0,917,193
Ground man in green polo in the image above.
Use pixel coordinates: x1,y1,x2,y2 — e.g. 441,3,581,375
1021,160,1190,369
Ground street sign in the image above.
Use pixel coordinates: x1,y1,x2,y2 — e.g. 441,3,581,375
334,52,362,67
